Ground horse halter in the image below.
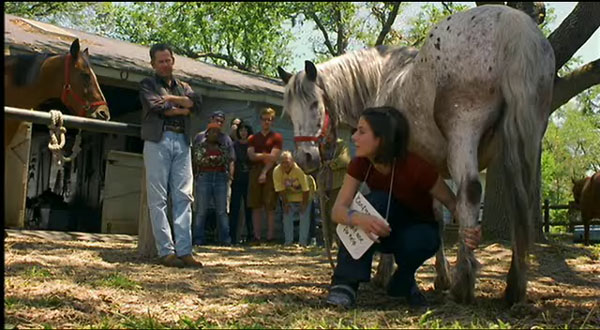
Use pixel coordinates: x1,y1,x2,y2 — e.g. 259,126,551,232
293,109,331,144
60,54,107,117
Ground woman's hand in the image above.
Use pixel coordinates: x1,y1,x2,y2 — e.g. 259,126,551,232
355,214,391,243
462,225,482,250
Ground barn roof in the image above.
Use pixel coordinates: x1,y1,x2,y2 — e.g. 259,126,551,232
4,14,284,104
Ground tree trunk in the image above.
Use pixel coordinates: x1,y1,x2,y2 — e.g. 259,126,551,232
482,155,511,241
483,146,546,243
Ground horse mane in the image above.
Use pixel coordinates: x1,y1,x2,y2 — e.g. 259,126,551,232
315,45,417,127
7,53,53,87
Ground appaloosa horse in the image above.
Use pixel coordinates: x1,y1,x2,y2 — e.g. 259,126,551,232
572,171,600,245
4,38,110,146
277,5,555,305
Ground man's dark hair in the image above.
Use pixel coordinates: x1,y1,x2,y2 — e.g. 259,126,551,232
149,43,174,61
236,123,254,140
361,106,410,164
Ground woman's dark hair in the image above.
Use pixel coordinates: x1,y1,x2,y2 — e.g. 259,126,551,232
236,123,254,140
230,117,243,126
361,106,410,164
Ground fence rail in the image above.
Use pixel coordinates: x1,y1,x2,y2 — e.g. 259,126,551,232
5,106,141,137
541,199,600,232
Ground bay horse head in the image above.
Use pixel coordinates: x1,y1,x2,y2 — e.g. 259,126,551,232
58,38,110,120
572,176,587,205
278,61,331,173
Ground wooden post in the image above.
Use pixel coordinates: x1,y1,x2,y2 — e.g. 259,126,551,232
4,122,32,229
137,166,157,258
543,199,550,233
567,201,577,232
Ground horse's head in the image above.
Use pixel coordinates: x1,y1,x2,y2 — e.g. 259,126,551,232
572,177,587,205
61,39,110,121
278,60,331,173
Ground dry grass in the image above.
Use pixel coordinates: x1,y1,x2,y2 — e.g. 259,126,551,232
4,230,599,329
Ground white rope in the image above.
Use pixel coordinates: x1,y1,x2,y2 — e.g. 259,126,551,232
48,110,67,155
47,110,82,192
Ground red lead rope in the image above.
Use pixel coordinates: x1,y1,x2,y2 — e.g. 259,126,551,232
60,54,107,117
293,110,331,143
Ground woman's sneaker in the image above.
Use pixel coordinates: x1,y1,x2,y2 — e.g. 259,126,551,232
325,284,357,308
406,285,429,308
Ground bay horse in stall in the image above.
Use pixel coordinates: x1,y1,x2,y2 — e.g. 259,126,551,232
4,38,110,147
572,171,600,245
277,5,555,305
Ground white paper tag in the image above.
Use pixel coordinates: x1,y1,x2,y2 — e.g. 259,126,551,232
336,191,387,260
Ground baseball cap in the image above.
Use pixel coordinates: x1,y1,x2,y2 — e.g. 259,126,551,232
211,110,225,119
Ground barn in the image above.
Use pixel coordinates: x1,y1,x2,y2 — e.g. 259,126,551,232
4,13,355,241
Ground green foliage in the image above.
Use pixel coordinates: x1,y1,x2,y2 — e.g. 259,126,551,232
539,6,557,37
6,2,294,77
106,2,295,76
93,273,141,290
5,295,64,309
542,84,600,207
4,2,115,35
24,266,52,279
401,3,471,48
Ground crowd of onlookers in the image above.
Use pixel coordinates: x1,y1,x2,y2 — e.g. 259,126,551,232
191,108,350,247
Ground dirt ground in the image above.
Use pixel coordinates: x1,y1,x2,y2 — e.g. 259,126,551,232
3,229,599,329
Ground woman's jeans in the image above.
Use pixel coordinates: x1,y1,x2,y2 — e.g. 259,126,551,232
143,132,193,258
282,202,311,245
229,172,253,243
331,190,440,295
193,171,231,245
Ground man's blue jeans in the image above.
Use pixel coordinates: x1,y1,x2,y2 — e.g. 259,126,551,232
193,171,231,245
282,202,311,246
143,131,194,258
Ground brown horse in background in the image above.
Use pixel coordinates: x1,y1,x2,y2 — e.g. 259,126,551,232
572,171,600,245
4,38,110,146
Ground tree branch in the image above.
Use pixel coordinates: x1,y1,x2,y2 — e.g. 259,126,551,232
335,6,345,56
548,2,600,72
475,2,505,6
374,2,401,46
308,11,336,56
551,58,600,111
441,2,453,14
190,52,251,72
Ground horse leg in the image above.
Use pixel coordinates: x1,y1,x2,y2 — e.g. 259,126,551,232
319,193,335,269
584,215,590,246
432,200,451,291
447,137,482,304
372,253,394,288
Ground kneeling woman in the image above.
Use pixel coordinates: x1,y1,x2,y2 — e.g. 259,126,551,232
325,106,481,308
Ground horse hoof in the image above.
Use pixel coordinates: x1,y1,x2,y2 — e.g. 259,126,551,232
450,286,474,304
434,276,451,292
504,284,526,306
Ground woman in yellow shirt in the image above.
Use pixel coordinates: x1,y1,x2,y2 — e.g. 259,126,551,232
273,151,315,246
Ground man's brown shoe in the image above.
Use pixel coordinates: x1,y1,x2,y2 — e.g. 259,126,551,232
180,255,203,268
160,254,185,268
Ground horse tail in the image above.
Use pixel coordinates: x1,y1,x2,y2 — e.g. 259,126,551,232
495,9,553,255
